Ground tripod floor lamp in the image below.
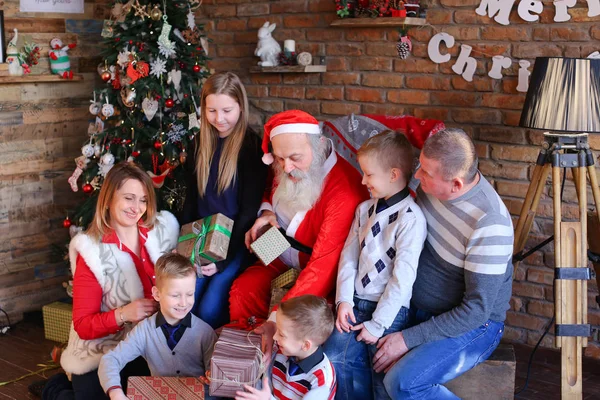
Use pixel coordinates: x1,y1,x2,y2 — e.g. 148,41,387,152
515,57,600,399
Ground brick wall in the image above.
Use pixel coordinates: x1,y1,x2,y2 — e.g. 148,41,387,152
198,0,600,358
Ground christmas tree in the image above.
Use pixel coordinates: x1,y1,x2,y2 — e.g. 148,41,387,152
66,0,209,230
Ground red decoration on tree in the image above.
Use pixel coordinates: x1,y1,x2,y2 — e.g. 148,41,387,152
132,150,141,157
101,70,112,82
63,217,72,228
165,98,174,108
193,64,201,73
154,140,162,150
82,183,93,194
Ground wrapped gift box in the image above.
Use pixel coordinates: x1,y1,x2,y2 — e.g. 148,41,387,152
210,328,262,397
250,226,291,266
177,214,234,266
271,268,300,289
269,287,289,310
127,377,204,399
42,301,72,343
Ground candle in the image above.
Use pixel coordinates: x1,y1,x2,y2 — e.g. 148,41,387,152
284,39,295,53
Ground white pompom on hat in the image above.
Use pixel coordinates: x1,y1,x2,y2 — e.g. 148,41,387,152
261,110,321,165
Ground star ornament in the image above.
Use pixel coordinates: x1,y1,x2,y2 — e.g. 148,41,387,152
132,0,149,20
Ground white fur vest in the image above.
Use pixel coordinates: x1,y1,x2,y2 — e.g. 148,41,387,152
60,211,179,375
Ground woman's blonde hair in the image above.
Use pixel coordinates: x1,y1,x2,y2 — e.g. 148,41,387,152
86,162,157,240
196,72,249,197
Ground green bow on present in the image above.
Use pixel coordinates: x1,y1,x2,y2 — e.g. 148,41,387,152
178,218,232,265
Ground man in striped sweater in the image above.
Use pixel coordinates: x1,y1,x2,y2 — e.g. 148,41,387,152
373,129,514,399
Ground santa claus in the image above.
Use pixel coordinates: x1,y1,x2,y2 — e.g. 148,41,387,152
229,110,369,358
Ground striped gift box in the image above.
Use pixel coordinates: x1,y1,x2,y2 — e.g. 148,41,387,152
209,328,263,397
270,268,300,290
42,302,72,343
127,377,204,399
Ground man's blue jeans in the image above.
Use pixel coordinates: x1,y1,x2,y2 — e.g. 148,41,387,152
323,297,410,400
191,250,245,329
383,309,504,400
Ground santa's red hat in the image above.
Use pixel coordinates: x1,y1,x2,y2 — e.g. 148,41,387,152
261,110,321,165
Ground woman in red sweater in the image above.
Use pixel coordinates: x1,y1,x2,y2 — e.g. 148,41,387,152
39,162,179,400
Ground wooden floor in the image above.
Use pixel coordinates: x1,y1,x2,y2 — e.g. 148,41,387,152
1,312,600,399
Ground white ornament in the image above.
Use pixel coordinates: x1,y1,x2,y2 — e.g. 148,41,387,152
517,0,542,22
475,0,515,26
254,21,281,67
142,97,159,121
554,0,576,21
200,37,209,56
488,55,512,79
150,58,167,78
188,112,200,130
99,152,115,176
117,48,131,67
168,69,182,98
428,32,455,64
158,42,176,58
187,9,196,30
89,102,101,115
452,45,477,82
81,144,94,158
517,60,531,93
158,15,175,53
94,144,102,157
102,103,115,117
297,52,312,66
167,123,186,143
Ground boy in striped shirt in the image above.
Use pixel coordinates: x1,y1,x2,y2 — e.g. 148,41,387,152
235,295,336,400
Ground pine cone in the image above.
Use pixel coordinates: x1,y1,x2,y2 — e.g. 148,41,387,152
396,41,410,59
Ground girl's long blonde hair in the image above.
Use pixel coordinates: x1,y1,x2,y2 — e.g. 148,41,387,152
196,72,249,197
86,162,157,240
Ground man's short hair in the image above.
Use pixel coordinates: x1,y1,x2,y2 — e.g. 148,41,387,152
279,295,334,346
154,253,195,288
357,130,414,181
422,128,478,183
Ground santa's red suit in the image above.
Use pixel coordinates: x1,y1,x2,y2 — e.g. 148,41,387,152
229,148,369,324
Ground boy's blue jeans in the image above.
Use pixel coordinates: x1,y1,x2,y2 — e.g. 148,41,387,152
191,250,245,329
323,297,410,400
383,309,504,400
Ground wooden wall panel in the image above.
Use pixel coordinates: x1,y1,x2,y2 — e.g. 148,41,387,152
0,0,105,322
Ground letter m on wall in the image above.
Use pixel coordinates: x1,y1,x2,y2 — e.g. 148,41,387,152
476,0,516,25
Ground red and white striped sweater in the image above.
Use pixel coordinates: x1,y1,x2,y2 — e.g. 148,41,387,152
270,350,336,400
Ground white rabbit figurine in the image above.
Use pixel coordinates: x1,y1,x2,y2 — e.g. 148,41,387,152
255,22,281,67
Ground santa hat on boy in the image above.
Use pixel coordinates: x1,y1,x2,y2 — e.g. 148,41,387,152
261,110,321,165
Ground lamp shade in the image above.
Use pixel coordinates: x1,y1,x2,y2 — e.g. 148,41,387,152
519,57,600,133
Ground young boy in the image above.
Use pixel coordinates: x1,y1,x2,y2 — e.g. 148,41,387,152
235,295,336,400
325,130,427,400
98,253,217,400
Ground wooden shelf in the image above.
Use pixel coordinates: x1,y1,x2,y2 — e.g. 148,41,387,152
330,17,427,28
0,74,84,84
250,65,327,74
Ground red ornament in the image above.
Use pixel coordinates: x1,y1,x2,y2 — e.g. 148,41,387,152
63,217,72,228
193,64,201,73
165,98,174,108
129,40,133,45
115,37,120,42
82,183,93,194
132,150,140,157
101,70,112,82
154,140,162,150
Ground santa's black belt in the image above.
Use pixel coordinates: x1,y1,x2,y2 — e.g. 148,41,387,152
278,228,313,255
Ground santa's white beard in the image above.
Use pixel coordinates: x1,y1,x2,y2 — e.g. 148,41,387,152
273,164,325,214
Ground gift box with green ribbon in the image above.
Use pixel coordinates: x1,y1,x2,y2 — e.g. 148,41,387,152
177,214,234,267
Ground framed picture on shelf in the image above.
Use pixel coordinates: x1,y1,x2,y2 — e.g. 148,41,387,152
0,11,5,63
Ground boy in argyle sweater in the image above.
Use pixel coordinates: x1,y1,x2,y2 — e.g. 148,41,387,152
324,130,427,400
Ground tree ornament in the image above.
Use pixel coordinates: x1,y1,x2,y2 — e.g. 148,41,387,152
63,217,72,228
132,150,141,157
102,96,115,117
158,15,176,57
132,0,149,20
179,150,187,164
81,143,94,158
82,183,94,194
99,152,115,176
126,60,149,84
154,140,163,150
165,98,174,108
188,111,200,130
121,86,137,107
193,64,201,73
150,4,163,21
150,57,167,78
142,97,159,121
396,36,412,59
